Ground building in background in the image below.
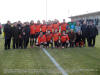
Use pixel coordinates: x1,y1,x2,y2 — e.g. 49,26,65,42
69,11,100,32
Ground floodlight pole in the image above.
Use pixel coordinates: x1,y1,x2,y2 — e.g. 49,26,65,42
46,0,47,21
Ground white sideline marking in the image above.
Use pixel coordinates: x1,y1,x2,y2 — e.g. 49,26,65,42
42,48,68,75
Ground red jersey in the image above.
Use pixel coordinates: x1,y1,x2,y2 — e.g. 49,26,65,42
52,23,59,31
47,25,53,32
41,24,47,32
30,25,36,35
46,33,53,42
61,34,69,43
35,24,41,32
38,35,46,44
53,32,61,42
61,23,68,32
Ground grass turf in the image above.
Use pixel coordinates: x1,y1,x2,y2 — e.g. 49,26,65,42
0,35,100,75
0,37,60,75
47,35,100,75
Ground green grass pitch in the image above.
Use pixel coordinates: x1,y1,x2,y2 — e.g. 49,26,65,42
0,35,100,75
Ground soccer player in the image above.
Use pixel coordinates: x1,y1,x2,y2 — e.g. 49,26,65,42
36,31,47,48
46,21,53,33
52,19,59,32
41,20,47,34
30,20,36,48
35,20,41,40
53,29,61,48
46,30,53,48
60,19,68,32
60,31,69,48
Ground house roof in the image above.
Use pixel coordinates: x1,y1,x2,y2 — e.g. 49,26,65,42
69,11,100,18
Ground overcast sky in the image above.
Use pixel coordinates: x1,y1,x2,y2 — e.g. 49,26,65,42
0,0,100,23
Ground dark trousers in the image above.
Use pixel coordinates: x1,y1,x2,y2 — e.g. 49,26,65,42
62,42,66,47
30,34,35,46
37,43,46,48
19,38,23,48
54,41,59,47
5,38,11,50
87,37,92,47
62,42,68,48
70,41,75,47
35,32,40,38
88,36,96,47
91,36,96,47
47,41,53,48
43,32,46,34
13,38,19,49
26,37,29,48
30,39,34,47
22,37,29,49
35,32,40,43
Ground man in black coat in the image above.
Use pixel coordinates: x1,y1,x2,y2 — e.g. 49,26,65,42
24,22,30,48
90,24,98,47
4,21,12,50
86,21,98,47
86,24,91,47
12,22,19,49
81,21,87,46
17,21,23,48
21,22,30,49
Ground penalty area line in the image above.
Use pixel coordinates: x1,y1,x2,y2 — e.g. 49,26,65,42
42,48,68,75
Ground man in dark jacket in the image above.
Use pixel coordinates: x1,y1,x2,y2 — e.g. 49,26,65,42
91,25,98,47
90,22,98,47
24,22,30,48
4,21,12,50
81,21,87,46
12,22,19,49
86,21,98,47
17,21,23,48
21,22,30,49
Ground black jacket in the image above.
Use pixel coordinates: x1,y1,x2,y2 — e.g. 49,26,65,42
81,24,87,37
91,25,98,37
68,32,76,42
12,26,19,39
4,24,12,39
21,25,30,38
86,25,98,38
25,25,30,37
75,33,82,42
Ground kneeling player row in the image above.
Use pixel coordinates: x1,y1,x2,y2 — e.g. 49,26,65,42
33,29,84,48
